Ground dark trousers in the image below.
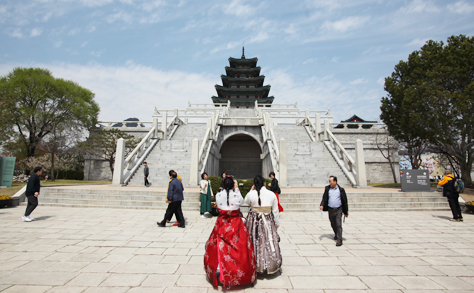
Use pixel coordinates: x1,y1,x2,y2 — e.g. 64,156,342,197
448,196,462,219
144,176,149,186
162,201,184,225
328,206,343,241
25,195,38,217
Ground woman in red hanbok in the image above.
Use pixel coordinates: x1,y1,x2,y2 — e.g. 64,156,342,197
204,176,256,290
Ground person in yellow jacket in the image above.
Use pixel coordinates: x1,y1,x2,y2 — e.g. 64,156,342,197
165,170,183,225
438,172,463,222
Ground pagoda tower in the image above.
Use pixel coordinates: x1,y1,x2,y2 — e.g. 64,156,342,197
211,47,274,108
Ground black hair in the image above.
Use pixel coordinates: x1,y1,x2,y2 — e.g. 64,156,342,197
221,171,227,178
33,166,42,173
201,172,208,180
254,175,265,206
143,162,147,164
171,172,177,178
169,170,175,176
269,172,276,178
329,176,337,183
223,176,234,206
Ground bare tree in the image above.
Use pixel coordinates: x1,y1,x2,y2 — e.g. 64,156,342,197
375,127,400,183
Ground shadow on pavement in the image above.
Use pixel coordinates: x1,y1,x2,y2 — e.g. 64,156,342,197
34,215,55,221
432,215,451,220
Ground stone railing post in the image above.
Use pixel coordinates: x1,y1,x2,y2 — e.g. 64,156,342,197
279,138,288,187
111,138,125,186
161,112,167,139
152,117,158,139
324,119,330,140
355,139,368,187
315,113,321,141
189,138,199,186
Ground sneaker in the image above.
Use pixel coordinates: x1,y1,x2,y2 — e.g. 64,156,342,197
450,219,460,222
29,217,35,221
22,216,32,222
200,215,206,218
166,220,170,223
336,240,343,246
157,222,166,227
172,221,180,226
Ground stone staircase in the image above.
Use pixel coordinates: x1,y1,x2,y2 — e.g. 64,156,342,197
37,187,449,212
273,125,351,187
127,123,207,187
279,191,449,212
39,187,201,211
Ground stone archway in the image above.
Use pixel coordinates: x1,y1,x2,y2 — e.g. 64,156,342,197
219,134,262,179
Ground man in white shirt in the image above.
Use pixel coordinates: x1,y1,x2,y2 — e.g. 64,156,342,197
320,176,348,246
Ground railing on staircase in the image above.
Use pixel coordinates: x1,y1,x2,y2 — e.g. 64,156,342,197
122,126,161,185
198,101,230,175
323,128,357,186
255,101,280,177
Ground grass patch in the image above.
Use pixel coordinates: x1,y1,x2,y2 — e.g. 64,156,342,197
0,180,111,197
42,179,111,186
368,183,401,188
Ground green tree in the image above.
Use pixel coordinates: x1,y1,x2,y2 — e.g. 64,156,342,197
381,35,474,186
0,67,100,158
79,128,140,174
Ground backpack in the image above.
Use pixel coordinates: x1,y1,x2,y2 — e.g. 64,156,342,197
454,179,464,194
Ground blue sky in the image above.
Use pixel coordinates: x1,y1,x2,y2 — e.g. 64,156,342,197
1,0,474,122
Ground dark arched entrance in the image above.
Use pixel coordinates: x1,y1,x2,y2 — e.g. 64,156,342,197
219,134,262,179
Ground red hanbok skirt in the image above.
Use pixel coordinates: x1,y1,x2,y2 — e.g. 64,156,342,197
275,193,284,213
204,209,257,290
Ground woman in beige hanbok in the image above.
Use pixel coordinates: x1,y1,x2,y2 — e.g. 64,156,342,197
245,175,282,274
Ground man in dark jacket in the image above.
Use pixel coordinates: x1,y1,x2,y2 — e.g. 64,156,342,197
23,166,42,222
143,162,150,187
320,176,348,246
438,172,463,222
157,171,185,228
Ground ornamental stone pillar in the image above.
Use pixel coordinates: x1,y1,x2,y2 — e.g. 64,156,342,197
111,138,125,186
355,139,368,187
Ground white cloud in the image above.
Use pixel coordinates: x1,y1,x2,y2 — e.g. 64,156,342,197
320,16,370,33
141,0,166,12
7,28,23,39
331,57,340,63
106,11,133,24
303,58,316,65
30,27,43,37
350,78,367,85
222,0,254,17
362,46,389,55
54,41,62,47
90,50,105,57
447,1,474,14
407,37,431,47
398,0,439,14
0,62,218,122
377,77,385,86
68,27,81,36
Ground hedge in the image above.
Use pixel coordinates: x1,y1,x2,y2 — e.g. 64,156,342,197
208,176,272,199
44,170,84,180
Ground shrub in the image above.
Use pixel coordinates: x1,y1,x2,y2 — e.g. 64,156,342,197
207,176,272,199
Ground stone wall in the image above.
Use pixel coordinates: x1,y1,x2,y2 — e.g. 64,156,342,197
331,129,400,184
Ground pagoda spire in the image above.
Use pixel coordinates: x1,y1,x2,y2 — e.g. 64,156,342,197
241,46,245,59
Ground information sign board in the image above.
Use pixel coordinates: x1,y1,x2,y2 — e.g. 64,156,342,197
400,169,431,192
0,157,16,187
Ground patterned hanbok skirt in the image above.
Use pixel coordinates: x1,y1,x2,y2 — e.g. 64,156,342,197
204,209,257,290
246,206,282,274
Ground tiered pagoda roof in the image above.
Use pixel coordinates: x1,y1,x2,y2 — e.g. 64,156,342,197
211,48,274,108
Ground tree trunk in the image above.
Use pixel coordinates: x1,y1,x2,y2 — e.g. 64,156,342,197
460,161,473,188
389,160,398,183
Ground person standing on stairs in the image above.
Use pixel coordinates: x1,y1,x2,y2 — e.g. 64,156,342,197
157,171,185,228
143,162,150,187
320,176,348,246
268,172,284,213
200,172,213,218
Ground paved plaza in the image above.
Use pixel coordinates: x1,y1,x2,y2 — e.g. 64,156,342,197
0,206,473,293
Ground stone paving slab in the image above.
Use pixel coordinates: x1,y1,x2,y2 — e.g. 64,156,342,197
0,206,473,292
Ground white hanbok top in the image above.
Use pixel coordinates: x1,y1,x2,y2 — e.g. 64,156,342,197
215,188,244,211
244,187,280,226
